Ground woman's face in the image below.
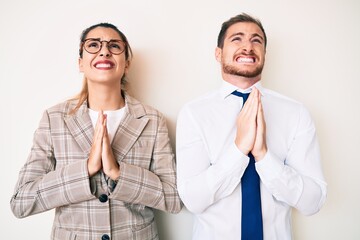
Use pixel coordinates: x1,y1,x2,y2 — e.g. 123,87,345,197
79,27,129,87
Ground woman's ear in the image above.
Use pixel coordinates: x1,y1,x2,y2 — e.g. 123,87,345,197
124,60,130,74
78,58,84,72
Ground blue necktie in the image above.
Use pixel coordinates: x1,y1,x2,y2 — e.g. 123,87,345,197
232,90,263,240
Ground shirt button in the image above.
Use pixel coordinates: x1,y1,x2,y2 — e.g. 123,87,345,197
101,234,110,240
99,194,108,203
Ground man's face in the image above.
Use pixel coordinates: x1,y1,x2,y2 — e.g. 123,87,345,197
216,22,266,79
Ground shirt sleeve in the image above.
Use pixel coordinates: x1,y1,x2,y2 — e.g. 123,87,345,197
176,105,249,214
256,104,327,215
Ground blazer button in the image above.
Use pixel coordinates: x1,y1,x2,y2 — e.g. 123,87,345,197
101,234,110,240
99,194,108,203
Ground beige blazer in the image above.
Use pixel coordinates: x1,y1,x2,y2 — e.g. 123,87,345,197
11,94,182,240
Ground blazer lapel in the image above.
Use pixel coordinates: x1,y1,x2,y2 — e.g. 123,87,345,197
64,100,94,154
111,95,149,161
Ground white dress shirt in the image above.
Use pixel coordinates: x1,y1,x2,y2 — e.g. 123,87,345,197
176,81,327,240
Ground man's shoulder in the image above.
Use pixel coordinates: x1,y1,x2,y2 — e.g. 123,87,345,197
262,87,303,107
182,89,220,111
262,87,312,121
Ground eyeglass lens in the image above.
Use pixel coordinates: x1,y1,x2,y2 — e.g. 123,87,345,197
84,39,125,55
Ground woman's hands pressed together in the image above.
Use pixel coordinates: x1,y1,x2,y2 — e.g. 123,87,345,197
88,111,120,180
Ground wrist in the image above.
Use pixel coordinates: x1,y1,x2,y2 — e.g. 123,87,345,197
108,166,120,181
87,159,101,177
235,140,251,155
252,147,267,161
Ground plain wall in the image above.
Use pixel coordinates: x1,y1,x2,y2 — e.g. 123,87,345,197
1,0,360,239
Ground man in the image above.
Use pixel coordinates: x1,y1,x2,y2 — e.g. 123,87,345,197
176,13,327,239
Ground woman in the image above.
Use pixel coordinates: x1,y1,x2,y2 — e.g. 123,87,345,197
11,23,182,240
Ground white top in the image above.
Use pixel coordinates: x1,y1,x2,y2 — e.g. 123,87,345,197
88,106,126,143
176,81,327,240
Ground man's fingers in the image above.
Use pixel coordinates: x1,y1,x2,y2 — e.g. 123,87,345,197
240,87,259,119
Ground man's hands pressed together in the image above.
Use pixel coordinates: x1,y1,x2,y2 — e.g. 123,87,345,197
235,88,267,161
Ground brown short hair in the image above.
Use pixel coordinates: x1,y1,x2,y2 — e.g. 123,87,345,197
217,13,267,49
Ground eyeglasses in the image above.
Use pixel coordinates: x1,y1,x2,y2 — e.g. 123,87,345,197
81,38,126,55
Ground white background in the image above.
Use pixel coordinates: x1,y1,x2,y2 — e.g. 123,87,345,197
1,0,359,239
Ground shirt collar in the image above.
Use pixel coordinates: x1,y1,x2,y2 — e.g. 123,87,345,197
220,80,264,99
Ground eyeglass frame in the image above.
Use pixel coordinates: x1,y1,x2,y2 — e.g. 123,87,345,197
80,38,127,55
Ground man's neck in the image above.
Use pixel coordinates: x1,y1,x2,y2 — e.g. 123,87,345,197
222,73,261,89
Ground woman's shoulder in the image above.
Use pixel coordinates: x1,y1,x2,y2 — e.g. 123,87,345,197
45,99,78,116
125,94,163,118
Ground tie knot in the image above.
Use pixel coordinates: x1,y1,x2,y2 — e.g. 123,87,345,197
231,90,250,102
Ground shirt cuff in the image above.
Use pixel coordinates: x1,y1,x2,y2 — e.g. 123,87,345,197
224,142,249,170
255,150,284,181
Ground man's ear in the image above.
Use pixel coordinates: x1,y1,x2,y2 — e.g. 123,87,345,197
78,58,84,72
215,47,222,63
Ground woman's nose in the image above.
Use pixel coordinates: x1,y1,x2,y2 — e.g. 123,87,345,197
99,42,111,57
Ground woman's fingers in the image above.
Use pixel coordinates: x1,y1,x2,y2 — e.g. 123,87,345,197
87,111,105,176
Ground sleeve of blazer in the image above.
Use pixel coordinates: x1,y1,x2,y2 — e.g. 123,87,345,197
10,110,94,218
111,112,182,214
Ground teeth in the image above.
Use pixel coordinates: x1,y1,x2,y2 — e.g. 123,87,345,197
96,63,112,68
237,57,254,63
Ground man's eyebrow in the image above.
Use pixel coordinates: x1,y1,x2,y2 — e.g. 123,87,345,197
251,33,264,40
228,32,245,39
228,32,264,41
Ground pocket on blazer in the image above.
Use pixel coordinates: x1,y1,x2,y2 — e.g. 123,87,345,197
131,217,158,240
52,227,77,240
126,203,153,225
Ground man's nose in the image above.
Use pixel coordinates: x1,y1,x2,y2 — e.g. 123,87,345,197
242,41,253,52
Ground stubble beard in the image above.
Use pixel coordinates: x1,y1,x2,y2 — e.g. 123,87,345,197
222,62,264,78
